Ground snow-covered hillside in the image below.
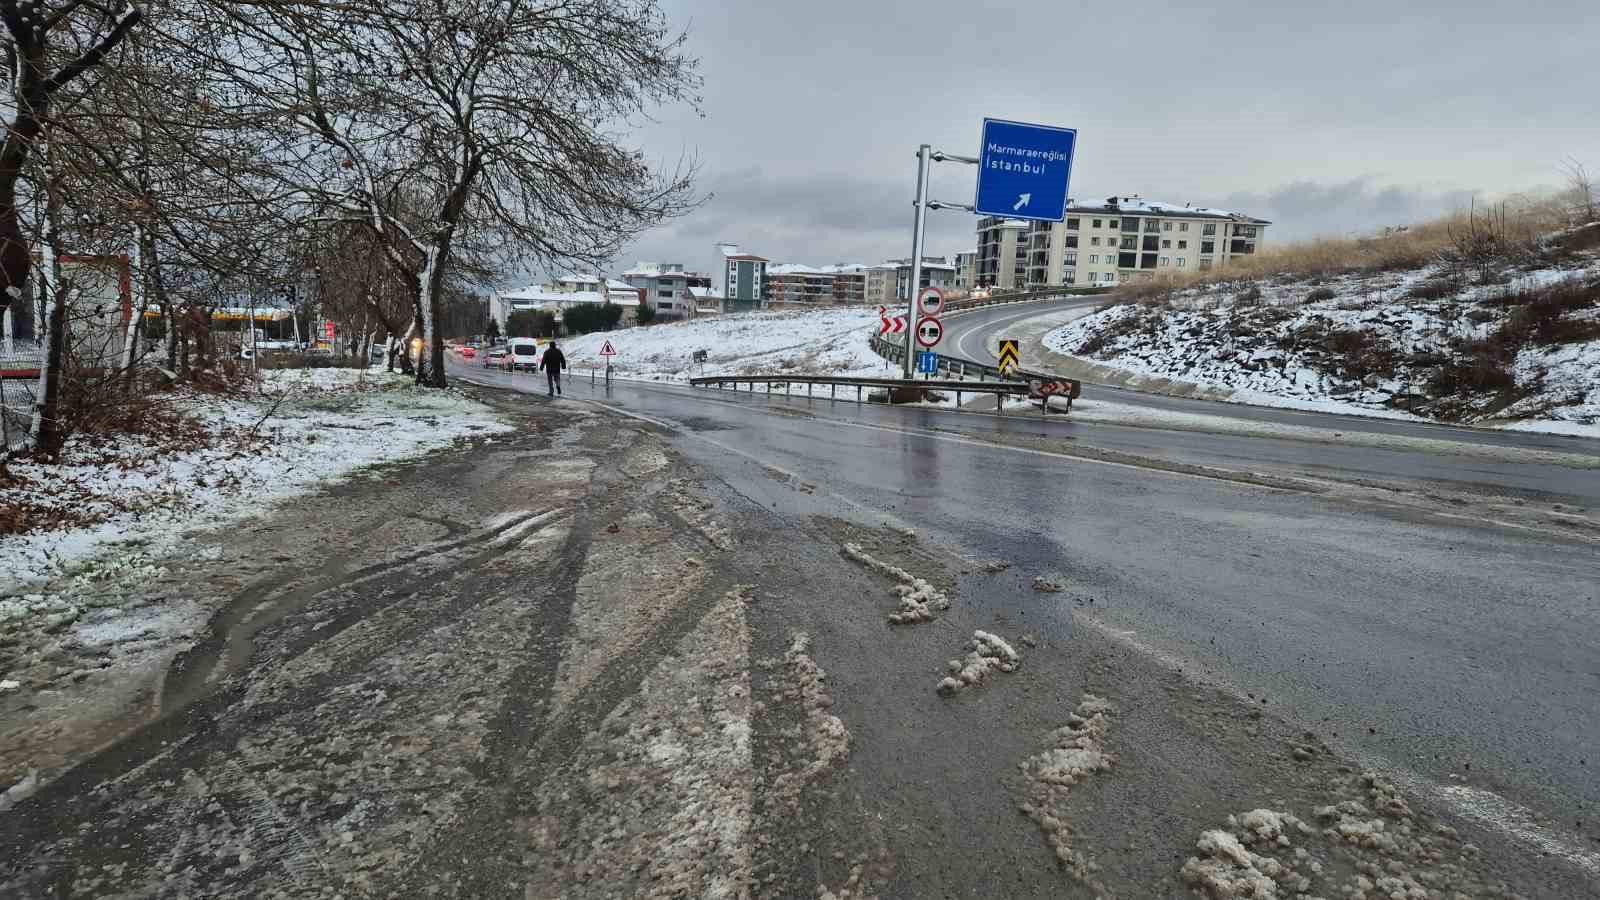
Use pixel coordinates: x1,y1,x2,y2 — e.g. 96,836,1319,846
555,307,893,383
1045,247,1600,435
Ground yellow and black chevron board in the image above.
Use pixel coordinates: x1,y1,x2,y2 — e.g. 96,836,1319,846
997,339,1020,375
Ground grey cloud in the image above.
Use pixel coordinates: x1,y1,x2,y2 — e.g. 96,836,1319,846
580,0,1600,279
1217,180,1482,242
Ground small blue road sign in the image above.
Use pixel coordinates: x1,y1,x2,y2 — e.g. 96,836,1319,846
916,351,938,375
974,118,1076,222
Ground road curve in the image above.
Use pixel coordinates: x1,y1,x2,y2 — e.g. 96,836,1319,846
939,297,1600,456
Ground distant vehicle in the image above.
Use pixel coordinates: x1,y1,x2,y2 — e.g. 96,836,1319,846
482,349,509,368
461,347,476,360
507,339,540,371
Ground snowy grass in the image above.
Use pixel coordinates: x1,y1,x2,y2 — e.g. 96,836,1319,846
554,307,889,383
1,367,511,590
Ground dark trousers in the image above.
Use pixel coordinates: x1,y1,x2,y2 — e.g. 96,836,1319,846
546,370,561,395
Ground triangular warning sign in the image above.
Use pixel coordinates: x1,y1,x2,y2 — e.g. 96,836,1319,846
599,340,617,357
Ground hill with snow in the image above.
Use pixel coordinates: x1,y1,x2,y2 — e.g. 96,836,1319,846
555,307,893,383
1044,226,1600,436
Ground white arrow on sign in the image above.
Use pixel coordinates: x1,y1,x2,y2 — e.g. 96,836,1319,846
1013,193,1031,211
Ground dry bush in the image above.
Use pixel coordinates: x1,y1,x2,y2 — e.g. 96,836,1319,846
1325,328,1399,380
258,352,366,370
1407,276,1463,301
1552,221,1600,255
1427,355,1516,397
1305,286,1336,303
1102,197,1572,301
52,367,213,443
1429,276,1599,400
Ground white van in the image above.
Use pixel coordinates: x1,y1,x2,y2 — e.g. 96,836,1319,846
507,339,541,372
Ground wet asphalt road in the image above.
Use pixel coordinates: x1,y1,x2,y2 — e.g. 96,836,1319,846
456,357,1600,867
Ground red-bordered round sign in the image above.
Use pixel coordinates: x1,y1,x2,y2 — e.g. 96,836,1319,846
918,287,945,317
915,315,943,348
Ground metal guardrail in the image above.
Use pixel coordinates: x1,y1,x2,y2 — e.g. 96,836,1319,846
683,290,1099,415
867,332,1079,399
687,372,1063,415
941,285,1110,316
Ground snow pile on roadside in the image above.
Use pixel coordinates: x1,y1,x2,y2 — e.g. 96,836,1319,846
1,368,510,588
558,307,890,383
1182,812,1314,899
769,632,851,812
1045,257,1600,432
1018,694,1118,892
841,541,950,624
936,630,1020,695
1182,771,1514,899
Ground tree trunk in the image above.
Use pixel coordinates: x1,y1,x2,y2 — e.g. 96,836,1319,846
29,226,67,456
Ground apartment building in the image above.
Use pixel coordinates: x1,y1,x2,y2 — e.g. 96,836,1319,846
1017,196,1270,288
863,264,898,307
975,217,1029,289
764,263,867,306
891,256,956,300
717,242,768,311
622,263,711,319
953,250,977,289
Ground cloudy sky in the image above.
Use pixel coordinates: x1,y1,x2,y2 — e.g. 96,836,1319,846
593,0,1599,279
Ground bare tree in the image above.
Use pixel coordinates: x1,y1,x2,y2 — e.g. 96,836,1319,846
0,0,141,313
1562,157,1596,225
194,0,702,386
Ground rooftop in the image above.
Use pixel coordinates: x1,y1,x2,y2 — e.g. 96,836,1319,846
767,263,868,276
1065,195,1271,224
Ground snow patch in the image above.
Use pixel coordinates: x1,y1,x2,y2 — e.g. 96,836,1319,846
1183,771,1514,899
1017,694,1117,891
1,368,512,590
935,630,1020,695
841,541,950,624
769,632,851,813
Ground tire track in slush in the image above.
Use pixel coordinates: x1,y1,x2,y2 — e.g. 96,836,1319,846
161,507,560,715
397,473,744,897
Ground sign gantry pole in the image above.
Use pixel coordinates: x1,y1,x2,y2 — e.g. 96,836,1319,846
903,145,932,379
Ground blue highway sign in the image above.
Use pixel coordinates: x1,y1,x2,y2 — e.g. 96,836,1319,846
974,118,1076,222
916,351,938,375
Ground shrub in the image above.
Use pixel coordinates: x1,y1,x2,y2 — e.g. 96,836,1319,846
1305,286,1337,303
1428,356,1514,396
1407,277,1461,301
1483,276,1599,345
507,309,558,338
562,302,624,335
1325,328,1399,380
635,303,657,325
1235,285,1263,307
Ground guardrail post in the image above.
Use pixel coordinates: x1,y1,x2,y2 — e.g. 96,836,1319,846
857,385,862,403
831,383,836,402
997,392,1004,415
